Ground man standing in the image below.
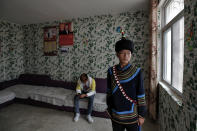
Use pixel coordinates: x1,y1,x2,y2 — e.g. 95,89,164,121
74,73,96,123
107,38,146,131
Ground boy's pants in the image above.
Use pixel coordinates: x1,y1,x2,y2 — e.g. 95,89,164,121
74,94,95,115
112,121,141,131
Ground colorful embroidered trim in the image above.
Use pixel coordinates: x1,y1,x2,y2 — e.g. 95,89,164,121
113,66,137,104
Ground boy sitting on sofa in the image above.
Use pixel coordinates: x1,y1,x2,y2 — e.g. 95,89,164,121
73,73,96,123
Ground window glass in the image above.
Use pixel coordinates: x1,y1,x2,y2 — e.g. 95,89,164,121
172,17,184,93
163,28,171,83
165,0,184,24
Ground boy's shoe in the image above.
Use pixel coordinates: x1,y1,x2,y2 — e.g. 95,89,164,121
87,114,94,123
74,113,80,122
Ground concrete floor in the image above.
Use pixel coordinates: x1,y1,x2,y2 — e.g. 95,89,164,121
0,103,159,131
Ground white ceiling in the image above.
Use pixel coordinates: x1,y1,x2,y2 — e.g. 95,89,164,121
0,0,149,25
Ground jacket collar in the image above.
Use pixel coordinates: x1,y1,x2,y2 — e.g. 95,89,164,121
117,63,131,71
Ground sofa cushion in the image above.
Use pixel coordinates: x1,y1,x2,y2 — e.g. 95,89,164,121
64,91,107,112
0,90,15,104
45,80,76,90
93,93,107,112
18,74,51,86
95,78,107,93
4,84,107,112
17,74,106,93
4,84,42,99
0,79,18,90
30,87,71,106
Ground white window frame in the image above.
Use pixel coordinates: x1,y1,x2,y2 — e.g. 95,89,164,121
158,0,184,95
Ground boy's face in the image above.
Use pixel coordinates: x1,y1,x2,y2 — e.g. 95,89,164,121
81,76,88,84
117,49,131,65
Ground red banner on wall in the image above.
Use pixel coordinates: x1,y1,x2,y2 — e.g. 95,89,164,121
59,22,73,46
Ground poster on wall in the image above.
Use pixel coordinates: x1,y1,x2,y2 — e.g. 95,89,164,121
59,22,73,46
44,26,57,56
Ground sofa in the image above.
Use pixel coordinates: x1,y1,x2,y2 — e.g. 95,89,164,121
0,74,108,118
0,90,15,105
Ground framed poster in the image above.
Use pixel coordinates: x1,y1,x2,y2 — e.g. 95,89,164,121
59,22,74,46
43,26,57,56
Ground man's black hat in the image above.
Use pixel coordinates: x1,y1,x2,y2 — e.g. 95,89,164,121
115,38,134,53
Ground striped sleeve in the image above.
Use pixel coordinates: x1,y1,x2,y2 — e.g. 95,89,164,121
137,69,146,118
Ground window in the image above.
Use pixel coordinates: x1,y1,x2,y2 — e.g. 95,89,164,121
160,0,184,93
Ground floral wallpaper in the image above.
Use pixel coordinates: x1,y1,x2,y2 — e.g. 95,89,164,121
159,0,197,131
0,20,25,82
22,11,150,84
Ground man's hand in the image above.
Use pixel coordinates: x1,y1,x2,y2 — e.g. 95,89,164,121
80,94,87,98
138,117,145,126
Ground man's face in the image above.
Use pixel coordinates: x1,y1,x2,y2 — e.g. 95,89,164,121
117,49,131,65
60,24,65,31
65,25,69,30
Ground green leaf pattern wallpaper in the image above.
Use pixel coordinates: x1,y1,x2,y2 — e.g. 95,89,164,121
0,20,25,82
159,0,197,131
21,11,150,83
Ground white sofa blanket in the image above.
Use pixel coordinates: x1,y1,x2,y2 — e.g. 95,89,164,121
4,84,107,112
0,90,15,104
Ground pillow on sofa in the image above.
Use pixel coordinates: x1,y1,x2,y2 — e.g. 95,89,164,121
45,80,76,90
18,74,51,86
95,78,107,93
0,79,18,90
